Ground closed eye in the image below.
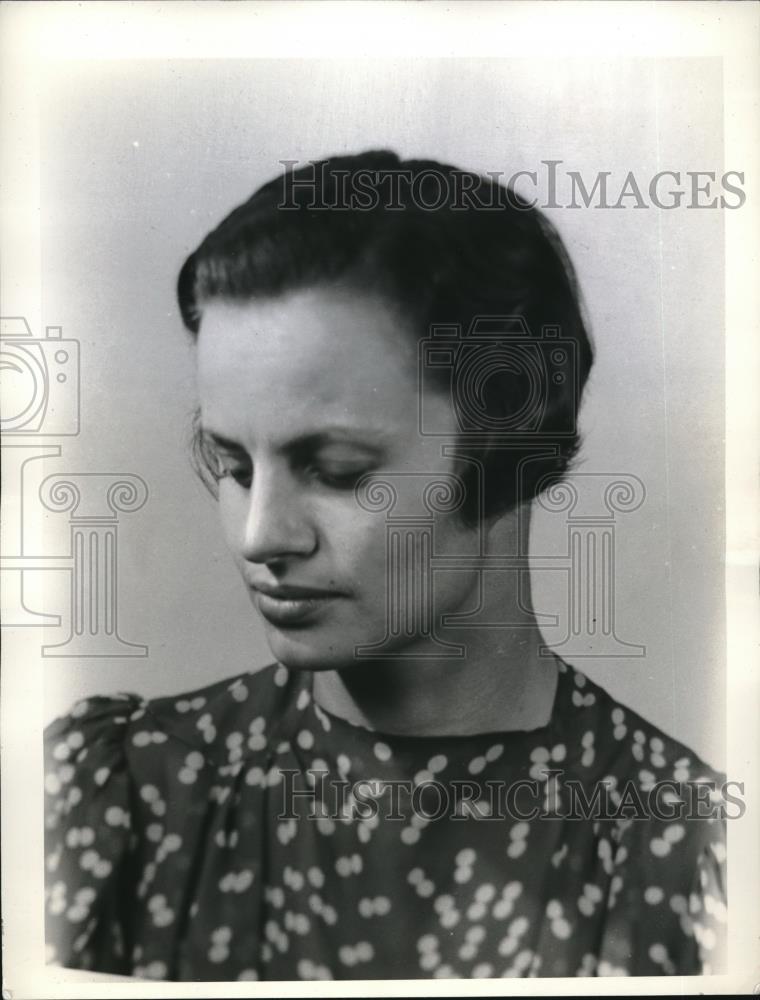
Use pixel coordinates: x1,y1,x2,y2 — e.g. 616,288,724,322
194,420,386,494
221,462,253,488
303,463,375,491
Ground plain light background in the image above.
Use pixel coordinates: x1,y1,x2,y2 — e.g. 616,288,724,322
37,56,725,769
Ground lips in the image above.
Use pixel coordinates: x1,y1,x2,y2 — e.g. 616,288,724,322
251,582,341,600
249,581,343,627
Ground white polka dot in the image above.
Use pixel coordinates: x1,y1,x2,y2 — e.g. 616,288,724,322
466,924,486,944
649,942,667,963
552,917,571,939
503,881,523,900
711,840,727,864
93,859,112,878
663,823,685,844
45,773,62,795
419,951,440,971
475,883,496,904
105,806,128,827
373,742,391,762
407,867,424,885
355,941,373,962
274,665,288,686
468,756,486,775
498,935,518,957
492,898,514,919
417,933,438,952
307,866,324,888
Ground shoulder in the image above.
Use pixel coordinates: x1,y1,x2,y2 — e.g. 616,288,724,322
138,660,297,758
44,661,296,804
557,659,724,787
555,660,727,887
45,691,143,801
46,661,292,756
44,662,298,970
556,662,727,973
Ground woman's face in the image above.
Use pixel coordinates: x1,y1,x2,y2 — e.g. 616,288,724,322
195,286,482,671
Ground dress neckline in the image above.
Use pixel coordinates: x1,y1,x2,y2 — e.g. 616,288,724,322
295,653,571,750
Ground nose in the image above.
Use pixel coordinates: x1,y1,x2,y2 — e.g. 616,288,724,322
239,469,317,565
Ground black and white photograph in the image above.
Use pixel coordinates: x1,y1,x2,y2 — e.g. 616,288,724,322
1,2,758,995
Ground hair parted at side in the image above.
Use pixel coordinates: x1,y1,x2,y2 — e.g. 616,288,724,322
178,149,594,525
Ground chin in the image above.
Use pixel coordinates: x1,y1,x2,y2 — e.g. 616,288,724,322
264,628,361,673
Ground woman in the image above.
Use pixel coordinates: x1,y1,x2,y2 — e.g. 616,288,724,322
44,151,726,980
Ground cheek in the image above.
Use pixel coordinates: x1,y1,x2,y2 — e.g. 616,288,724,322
320,506,387,581
216,485,245,551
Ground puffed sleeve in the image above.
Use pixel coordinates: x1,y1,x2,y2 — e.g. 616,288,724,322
44,693,142,973
684,819,727,974
598,810,727,976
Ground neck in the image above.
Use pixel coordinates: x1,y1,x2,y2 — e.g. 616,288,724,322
312,502,558,737
311,623,558,737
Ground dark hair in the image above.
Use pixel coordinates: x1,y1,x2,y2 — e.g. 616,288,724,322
178,150,594,526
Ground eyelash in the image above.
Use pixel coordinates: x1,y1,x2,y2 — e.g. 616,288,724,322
209,455,367,492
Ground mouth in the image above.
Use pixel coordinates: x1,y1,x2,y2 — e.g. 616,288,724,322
250,582,344,628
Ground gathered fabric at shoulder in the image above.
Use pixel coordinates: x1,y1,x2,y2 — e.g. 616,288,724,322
44,693,143,973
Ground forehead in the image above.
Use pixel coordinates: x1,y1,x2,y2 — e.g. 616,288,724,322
197,290,417,403
197,289,451,448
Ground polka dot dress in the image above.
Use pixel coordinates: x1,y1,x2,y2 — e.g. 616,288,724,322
44,658,727,980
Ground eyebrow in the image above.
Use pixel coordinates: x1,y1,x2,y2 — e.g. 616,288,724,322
199,424,393,455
